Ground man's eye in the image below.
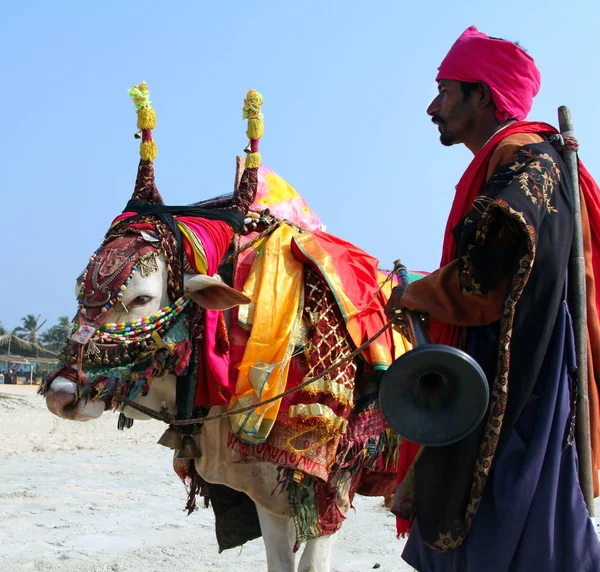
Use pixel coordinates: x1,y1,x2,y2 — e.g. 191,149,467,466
132,295,153,306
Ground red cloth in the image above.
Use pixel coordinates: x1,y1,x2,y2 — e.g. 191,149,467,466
436,26,541,123
430,121,558,347
395,440,422,537
580,163,600,318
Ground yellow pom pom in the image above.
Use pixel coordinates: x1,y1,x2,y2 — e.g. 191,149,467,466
140,140,158,162
129,81,151,110
242,90,264,120
137,107,156,131
246,117,264,140
246,152,261,169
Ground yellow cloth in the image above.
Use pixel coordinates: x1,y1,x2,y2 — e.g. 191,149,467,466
229,224,304,444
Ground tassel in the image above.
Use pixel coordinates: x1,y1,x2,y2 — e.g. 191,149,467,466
129,81,158,163
242,90,264,140
242,90,263,169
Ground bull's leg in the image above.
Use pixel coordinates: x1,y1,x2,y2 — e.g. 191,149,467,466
297,531,338,572
255,504,296,572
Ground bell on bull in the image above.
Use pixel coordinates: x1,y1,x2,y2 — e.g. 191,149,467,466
379,261,489,446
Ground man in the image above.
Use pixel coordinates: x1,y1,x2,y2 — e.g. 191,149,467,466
386,26,600,571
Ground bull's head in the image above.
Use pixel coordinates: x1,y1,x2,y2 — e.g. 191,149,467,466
43,84,264,426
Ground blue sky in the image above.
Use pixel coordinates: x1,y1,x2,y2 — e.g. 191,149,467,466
1,0,598,332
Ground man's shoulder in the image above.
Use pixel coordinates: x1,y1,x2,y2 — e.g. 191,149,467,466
486,133,547,181
496,132,545,150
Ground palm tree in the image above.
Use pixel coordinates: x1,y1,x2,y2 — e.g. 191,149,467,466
13,314,47,344
40,316,71,353
0,322,6,335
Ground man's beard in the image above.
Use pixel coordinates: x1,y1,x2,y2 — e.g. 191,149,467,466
439,127,456,146
431,116,456,146
432,103,473,147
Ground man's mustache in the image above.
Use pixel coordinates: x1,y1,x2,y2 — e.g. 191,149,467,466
431,115,446,126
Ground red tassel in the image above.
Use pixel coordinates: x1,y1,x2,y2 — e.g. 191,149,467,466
216,312,230,354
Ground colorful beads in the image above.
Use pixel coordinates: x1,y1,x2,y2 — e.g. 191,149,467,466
90,294,191,345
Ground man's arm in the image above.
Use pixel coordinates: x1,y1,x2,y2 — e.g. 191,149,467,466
386,260,506,326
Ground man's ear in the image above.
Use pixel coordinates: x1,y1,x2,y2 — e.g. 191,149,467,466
184,274,251,310
477,82,494,110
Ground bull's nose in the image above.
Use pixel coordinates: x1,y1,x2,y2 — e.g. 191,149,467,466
46,380,79,419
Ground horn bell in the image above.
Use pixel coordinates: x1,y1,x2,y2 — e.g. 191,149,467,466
176,435,202,459
157,426,183,450
379,344,489,447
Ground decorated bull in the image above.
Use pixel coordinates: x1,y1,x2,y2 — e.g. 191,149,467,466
42,83,415,572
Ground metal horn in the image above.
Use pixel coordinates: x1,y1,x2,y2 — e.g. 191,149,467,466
379,262,489,446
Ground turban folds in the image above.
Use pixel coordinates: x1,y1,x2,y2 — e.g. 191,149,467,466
436,26,541,123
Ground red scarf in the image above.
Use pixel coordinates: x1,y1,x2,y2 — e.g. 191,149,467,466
429,121,559,347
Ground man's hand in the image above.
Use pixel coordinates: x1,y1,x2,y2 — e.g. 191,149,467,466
385,284,411,338
385,284,407,320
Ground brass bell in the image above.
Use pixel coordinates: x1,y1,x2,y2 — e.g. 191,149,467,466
157,426,182,450
176,435,202,459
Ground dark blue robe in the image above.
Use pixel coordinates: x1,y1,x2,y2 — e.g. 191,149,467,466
403,301,600,571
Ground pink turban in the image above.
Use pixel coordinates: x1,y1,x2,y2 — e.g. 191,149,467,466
436,26,541,123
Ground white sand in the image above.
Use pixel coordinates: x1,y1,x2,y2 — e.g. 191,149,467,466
0,385,410,572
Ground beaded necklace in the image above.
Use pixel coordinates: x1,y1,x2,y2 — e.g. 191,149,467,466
79,293,191,345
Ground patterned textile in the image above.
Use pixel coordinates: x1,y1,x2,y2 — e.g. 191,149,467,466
291,231,400,370
288,378,401,548
106,216,184,301
287,268,357,441
79,233,159,323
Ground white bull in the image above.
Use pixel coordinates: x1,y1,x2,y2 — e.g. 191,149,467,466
46,255,350,572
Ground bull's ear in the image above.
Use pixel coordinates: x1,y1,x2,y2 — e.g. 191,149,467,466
184,274,251,310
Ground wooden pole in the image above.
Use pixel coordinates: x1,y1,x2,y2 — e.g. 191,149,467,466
558,106,595,516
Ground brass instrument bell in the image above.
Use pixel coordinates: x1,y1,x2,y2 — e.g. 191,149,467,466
379,262,489,446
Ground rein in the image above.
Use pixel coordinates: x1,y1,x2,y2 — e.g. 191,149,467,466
112,314,400,425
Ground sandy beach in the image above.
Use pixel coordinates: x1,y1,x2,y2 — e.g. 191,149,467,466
0,385,411,572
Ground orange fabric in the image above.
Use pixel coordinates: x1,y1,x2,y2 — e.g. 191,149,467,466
580,195,600,496
485,133,544,179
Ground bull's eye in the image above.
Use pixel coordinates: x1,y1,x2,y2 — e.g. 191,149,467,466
132,295,153,306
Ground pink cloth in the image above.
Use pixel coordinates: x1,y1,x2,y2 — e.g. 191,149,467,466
112,213,233,277
436,26,541,123
175,216,233,276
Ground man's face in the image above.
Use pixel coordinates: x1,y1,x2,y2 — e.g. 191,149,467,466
427,80,476,146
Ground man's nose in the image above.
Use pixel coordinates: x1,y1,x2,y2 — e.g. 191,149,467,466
427,95,440,117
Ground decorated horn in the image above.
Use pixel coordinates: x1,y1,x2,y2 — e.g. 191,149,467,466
379,261,490,446
128,81,164,205
232,90,264,214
